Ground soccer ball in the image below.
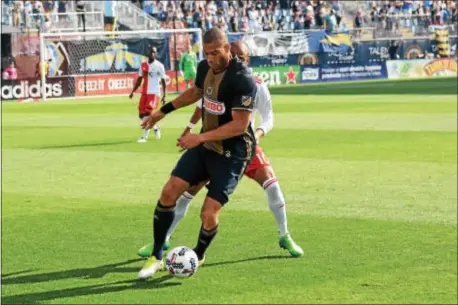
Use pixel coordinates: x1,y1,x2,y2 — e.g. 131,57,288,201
165,246,199,278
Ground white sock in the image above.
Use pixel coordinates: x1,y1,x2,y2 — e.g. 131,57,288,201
165,192,194,241
142,129,150,139
153,124,160,131
263,178,288,236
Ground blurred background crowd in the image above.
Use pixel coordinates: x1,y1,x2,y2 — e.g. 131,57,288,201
2,0,457,34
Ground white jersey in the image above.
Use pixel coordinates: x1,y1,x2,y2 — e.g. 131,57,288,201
139,60,166,95
196,78,274,135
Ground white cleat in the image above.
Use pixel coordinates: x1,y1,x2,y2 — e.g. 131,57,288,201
137,137,147,143
154,128,161,140
138,256,164,279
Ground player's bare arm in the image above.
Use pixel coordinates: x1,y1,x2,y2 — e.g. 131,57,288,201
178,109,251,150
129,77,143,99
181,107,202,137
141,86,202,129
160,78,167,104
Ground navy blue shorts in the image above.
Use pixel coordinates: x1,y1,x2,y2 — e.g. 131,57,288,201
171,144,248,205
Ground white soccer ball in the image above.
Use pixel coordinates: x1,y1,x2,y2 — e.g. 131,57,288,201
165,246,199,278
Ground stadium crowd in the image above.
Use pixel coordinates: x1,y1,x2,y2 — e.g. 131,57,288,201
2,0,71,31
138,0,345,32
2,0,457,34
358,0,458,35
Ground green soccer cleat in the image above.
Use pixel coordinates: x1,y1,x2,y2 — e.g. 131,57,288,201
137,240,172,258
279,233,304,257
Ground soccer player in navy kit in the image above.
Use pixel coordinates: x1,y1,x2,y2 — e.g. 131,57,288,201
138,28,257,279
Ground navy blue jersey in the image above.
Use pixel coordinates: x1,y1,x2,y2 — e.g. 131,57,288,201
195,57,257,160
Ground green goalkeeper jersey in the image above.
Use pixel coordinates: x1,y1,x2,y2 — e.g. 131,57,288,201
179,52,198,73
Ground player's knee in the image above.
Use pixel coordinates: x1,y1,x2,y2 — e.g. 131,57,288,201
160,178,188,206
187,181,207,196
254,166,276,187
200,199,222,230
200,209,218,229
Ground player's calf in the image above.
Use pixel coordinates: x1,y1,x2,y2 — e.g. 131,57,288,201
253,166,304,257
150,176,189,260
193,197,222,260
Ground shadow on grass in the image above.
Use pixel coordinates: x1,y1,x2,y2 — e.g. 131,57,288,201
269,78,458,95
1,256,293,304
1,275,178,304
202,255,294,268
1,259,143,285
38,140,134,149
1,270,36,278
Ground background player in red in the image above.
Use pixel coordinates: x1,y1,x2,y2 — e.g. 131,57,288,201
129,47,167,143
137,41,303,258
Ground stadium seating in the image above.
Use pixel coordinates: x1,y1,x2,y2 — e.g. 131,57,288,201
2,0,456,37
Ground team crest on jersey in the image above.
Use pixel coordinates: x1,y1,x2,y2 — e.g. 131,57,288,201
241,96,252,107
204,96,225,115
206,87,213,95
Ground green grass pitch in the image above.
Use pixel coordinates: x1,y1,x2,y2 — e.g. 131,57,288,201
1,78,457,304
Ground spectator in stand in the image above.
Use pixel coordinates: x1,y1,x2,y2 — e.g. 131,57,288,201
75,0,86,30
43,0,54,14
315,6,324,29
240,10,249,32
293,12,305,30
12,0,24,26
325,8,337,32
452,3,458,23
332,0,342,25
31,0,44,26
215,9,228,31
40,15,52,32
193,7,203,29
57,0,68,23
354,7,363,29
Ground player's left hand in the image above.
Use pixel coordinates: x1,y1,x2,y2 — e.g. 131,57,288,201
141,111,165,129
178,133,202,150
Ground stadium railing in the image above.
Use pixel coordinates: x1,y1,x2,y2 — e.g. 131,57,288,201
26,12,104,33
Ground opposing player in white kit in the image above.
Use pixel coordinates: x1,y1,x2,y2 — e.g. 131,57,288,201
137,41,303,258
129,47,167,143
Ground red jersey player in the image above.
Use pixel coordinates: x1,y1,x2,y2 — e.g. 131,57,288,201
130,47,167,143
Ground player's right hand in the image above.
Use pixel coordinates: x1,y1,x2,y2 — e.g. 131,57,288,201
129,92,134,99
176,127,192,151
141,112,165,129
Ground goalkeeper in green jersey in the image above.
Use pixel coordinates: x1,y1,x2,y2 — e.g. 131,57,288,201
179,44,198,89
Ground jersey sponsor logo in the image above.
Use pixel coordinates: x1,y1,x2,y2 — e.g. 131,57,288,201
203,96,225,115
241,96,252,107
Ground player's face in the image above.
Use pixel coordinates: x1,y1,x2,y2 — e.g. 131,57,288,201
204,40,230,73
149,50,156,61
231,49,248,64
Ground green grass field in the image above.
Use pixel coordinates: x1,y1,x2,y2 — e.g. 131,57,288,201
1,78,457,304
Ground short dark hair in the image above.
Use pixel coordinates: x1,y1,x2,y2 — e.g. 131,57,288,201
203,27,228,44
